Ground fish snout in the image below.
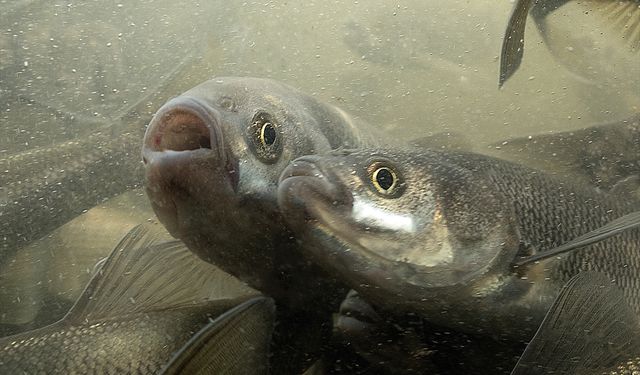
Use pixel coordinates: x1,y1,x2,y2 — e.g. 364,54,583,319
278,156,352,223
141,97,239,238
141,96,239,190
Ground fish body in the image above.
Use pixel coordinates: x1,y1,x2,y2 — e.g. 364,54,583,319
499,0,640,86
142,77,373,310
0,225,273,374
487,113,640,193
278,147,640,343
142,77,375,373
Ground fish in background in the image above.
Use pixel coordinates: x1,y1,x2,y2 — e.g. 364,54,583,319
0,224,274,374
277,147,640,350
142,76,377,374
512,271,640,374
0,52,216,268
487,113,640,193
499,0,640,86
331,289,520,374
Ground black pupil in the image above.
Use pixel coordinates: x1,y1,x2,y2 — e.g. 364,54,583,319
262,123,276,146
376,168,394,190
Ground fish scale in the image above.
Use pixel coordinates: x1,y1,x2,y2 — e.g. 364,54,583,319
0,307,222,374
442,150,640,310
0,225,273,374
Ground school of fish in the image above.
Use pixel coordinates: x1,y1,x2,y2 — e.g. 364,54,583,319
2,1,640,374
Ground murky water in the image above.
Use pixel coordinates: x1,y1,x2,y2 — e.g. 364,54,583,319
1,0,638,373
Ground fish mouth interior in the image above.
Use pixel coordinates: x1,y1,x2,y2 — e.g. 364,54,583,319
149,110,211,152
142,97,225,163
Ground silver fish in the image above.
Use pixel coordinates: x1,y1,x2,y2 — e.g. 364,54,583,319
487,113,640,192
142,76,375,373
512,271,640,375
277,147,640,344
499,0,640,86
0,224,274,374
142,77,374,306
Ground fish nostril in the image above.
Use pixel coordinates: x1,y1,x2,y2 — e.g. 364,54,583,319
152,110,212,152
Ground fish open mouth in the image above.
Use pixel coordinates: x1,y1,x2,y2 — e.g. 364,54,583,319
142,96,226,159
141,97,238,237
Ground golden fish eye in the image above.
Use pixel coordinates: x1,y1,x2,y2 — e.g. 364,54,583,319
260,122,277,147
247,111,282,164
371,166,397,194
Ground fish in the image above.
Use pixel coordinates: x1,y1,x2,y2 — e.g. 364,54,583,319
0,51,216,268
277,147,640,344
333,289,521,374
511,271,640,374
142,76,376,373
0,224,274,374
486,113,640,192
499,0,640,87
333,289,438,374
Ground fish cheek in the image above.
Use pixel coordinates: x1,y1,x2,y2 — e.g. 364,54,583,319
435,175,520,279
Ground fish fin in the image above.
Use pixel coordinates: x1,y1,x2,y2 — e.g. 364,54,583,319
64,223,257,323
410,131,474,151
565,0,640,52
514,211,640,266
511,271,640,374
159,296,275,375
499,0,533,87
334,290,435,373
301,360,326,375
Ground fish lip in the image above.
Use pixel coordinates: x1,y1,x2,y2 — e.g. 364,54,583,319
142,97,240,191
277,156,353,224
141,97,239,237
142,96,225,163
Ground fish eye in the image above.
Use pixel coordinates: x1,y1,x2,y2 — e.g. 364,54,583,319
260,122,277,147
247,111,282,164
366,161,404,198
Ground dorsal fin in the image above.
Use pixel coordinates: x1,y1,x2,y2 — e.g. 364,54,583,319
64,223,257,323
511,271,640,374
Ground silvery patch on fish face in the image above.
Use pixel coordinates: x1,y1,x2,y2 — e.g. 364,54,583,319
281,145,640,345
278,148,520,295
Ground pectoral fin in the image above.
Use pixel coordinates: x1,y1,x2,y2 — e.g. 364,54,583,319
514,211,640,266
64,223,257,324
512,271,640,374
160,296,275,375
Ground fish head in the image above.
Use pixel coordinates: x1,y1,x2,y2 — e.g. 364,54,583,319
278,148,522,313
142,77,355,303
